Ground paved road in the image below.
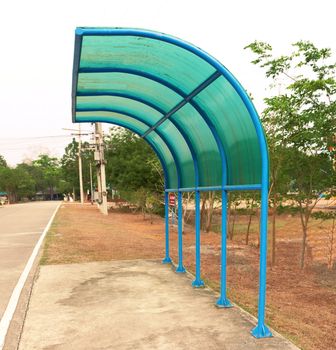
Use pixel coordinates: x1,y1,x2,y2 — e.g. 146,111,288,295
0,201,60,319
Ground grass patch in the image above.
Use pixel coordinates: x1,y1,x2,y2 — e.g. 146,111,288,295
39,219,58,265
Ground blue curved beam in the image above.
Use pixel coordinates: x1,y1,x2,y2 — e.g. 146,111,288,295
76,106,199,187
77,92,165,115
76,71,228,186
76,111,184,188
79,67,188,99
76,119,170,189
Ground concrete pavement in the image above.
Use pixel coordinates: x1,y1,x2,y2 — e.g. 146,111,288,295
19,260,298,350
0,201,60,319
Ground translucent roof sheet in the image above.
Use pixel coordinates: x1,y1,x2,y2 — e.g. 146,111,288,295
72,28,268,190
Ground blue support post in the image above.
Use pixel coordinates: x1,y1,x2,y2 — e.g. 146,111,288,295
216,190,232,307
251,184,272,338
176,191,186,273
162,191,172,264
192,190,204,287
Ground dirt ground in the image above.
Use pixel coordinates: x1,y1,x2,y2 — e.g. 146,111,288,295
42,203,336,350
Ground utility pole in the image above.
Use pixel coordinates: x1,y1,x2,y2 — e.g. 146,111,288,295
63,127,92,204
94,122,108,215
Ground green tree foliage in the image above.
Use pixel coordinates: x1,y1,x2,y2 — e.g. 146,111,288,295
16,162,44,193
104,127,164,215
246,40,336,152
0,166,35,202
0,154,65,202
246,40,336,268
0,155,7,168
104,127,164,194
0,146,94,203
33,154,61,198
61,138,93,196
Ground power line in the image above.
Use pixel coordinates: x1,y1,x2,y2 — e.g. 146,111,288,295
0,134,91,151
0,135,78,142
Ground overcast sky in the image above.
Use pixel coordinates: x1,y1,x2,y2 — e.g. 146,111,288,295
0,0,335,165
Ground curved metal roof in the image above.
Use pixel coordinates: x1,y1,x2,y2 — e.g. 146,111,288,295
72,28,268,191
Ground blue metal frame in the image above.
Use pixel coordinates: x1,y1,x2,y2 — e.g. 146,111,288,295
78,67,189,98
165,184,262,192
141,71,221,138
71,34,82,119
73,28,271,338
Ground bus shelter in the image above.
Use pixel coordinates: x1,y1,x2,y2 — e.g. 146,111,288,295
71,27,272,338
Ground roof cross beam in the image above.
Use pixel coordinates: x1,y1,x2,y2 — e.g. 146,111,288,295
141,71,221,138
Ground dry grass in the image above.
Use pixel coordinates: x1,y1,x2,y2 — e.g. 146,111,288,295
42,203,336,350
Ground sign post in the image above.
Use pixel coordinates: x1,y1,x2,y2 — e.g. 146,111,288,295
169,193,176,224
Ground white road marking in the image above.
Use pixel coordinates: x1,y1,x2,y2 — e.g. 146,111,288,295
0,203,60,349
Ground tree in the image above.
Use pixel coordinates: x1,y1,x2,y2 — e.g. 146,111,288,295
61,139,93,197
105,127,164,194
0,155,7,168
312,210,336,270
16,162,43,193
33,154,61,199
246,41,336,268
245,193,258,245
0,166,35,202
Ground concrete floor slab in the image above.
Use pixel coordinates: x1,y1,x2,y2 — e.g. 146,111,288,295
19,260,298,350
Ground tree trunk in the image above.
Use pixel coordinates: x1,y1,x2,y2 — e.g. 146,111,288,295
299,207,309,269
49,185,53,201
182,192,192,233
299,198,321,269
300,223,308,269
200,193,207,232
227,193,232,240
205,191,215,233
246,198,254,245
230,203,237,240
257,207,260,248
328,217,335,270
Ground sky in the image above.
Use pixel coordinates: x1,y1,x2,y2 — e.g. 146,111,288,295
0,0,335,166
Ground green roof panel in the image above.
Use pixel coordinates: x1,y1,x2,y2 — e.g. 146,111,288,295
72,28,268,190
